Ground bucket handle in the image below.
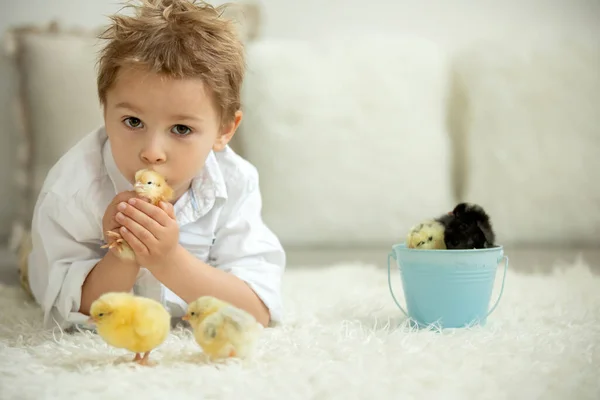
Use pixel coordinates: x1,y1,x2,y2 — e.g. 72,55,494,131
387,251,408,317
387,252,509,319
486,255,509,317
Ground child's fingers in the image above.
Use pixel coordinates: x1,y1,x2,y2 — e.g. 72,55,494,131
120,226,149,256
159,201,176,219
117,212,158,245
119,203,163,233
128,198,172,226
109,191,137,225
112,191,137,209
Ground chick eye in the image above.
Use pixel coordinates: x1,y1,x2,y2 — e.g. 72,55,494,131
428,236,433,241
172,125,192,136
147,181,152,185
123,117,143,129
190,312,196,316
98,313,104,317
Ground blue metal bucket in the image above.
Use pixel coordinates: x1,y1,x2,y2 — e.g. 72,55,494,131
387,243,508,329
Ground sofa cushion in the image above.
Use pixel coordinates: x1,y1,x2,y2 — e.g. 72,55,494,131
240,35,455,246
454,35,600,245
0,51,20,244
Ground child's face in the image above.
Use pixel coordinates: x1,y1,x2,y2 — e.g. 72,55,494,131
104,65,241,201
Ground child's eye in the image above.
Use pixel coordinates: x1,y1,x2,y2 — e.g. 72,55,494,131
123,117,144,129
171,125,192,136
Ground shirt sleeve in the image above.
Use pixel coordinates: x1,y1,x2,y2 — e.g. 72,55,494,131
28,191,104,329
209,170,286,325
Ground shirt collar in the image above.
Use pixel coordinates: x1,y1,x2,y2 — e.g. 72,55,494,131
101,132,228,221
191,150,228,201
102,136,133,194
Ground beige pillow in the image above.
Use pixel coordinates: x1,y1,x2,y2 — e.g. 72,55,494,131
3,23,103,252
240,36,456,247
454,35,600,245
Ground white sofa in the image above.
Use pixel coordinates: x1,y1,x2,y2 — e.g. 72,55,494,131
1,2,599,277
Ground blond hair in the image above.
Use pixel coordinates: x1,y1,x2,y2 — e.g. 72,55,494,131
97,0,245,122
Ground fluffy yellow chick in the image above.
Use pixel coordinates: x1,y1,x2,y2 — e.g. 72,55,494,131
183,296,263,361
132,168,175,205
406,220,446,249
102,169,174,260
88,292,171,366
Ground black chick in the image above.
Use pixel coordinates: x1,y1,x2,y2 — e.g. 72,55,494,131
436,203,496,249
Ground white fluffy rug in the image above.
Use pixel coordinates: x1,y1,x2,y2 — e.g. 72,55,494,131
1,261,599,400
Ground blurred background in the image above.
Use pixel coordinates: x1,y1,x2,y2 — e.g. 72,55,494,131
0,0,599,274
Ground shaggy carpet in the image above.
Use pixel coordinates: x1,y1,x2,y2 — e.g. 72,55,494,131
0,260,599,400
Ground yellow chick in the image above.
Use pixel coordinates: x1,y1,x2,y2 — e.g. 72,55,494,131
132,168,175,205
406,220,446,249
102,169,174,260
88,292,171,366
183,296,263,361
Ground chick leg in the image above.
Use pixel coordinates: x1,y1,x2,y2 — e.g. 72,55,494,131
137,351,154,366
102,230,125,249
102,230,136,260
132,353,142,362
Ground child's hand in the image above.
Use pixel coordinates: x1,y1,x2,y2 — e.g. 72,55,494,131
114,198,179,269
102,191,138,243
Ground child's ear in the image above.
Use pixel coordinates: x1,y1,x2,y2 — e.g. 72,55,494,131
213,110,243,152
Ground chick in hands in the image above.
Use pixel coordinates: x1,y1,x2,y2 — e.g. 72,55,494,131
183,296,263,361
406,220,446,249
102,169,174,260
88,292,171,366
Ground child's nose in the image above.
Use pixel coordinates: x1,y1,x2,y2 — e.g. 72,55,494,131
141,152,166,164
140,138,166,164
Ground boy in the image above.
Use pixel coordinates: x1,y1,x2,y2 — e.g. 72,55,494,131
26,0,285,329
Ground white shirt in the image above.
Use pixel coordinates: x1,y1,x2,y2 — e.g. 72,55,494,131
28,126,286,329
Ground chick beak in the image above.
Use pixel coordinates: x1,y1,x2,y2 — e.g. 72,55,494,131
134,182,144,190
86,317,97,325
182,314,189,321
